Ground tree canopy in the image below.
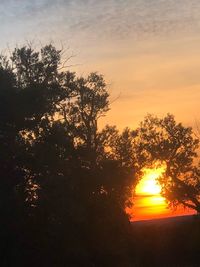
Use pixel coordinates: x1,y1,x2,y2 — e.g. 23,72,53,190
135,114,200,212
0,44,135,266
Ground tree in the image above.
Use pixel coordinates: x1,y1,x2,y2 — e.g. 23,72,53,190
135,114,200,212
57,72,109,168
0,44,135,266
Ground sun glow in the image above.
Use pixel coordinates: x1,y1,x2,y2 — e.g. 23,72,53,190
125,163,169,221
136,165,166,196
135,164,167,210
126,162,195,221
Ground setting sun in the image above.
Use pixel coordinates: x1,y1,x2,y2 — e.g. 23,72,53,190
136,166,166,196
126,163,171,221
127,162,195,221
135,164,167,214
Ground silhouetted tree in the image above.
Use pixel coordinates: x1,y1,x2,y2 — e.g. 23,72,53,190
0,44,135,266
135,114,200,213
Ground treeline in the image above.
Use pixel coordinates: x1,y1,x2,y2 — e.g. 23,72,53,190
0,44,200,266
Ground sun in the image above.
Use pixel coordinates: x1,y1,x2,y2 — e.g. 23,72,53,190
136,165,166,196
127,162,194,221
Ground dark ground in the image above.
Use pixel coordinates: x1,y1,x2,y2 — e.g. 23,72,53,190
131,215,200,267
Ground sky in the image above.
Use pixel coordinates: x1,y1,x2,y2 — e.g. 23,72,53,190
1,0,200,130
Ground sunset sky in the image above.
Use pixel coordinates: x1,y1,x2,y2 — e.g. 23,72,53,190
1,0,200,220
1,0,200,129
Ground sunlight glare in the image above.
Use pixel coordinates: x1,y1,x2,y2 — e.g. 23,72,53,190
136,164,166,196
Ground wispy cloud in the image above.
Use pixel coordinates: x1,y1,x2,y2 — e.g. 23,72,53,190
1,0,200,46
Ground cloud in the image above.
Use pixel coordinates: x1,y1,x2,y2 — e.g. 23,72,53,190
1,0,200,47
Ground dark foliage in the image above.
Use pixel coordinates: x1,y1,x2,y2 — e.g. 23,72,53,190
135,114,200,213
0,45,135,267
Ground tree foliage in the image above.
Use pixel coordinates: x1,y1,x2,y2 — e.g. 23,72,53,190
0,44,135,266
135,114,200,212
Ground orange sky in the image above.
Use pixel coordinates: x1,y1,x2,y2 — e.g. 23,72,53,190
76,36,200,131
131,195,195,221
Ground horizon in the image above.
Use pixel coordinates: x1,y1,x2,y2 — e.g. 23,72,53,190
132,213,197,223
